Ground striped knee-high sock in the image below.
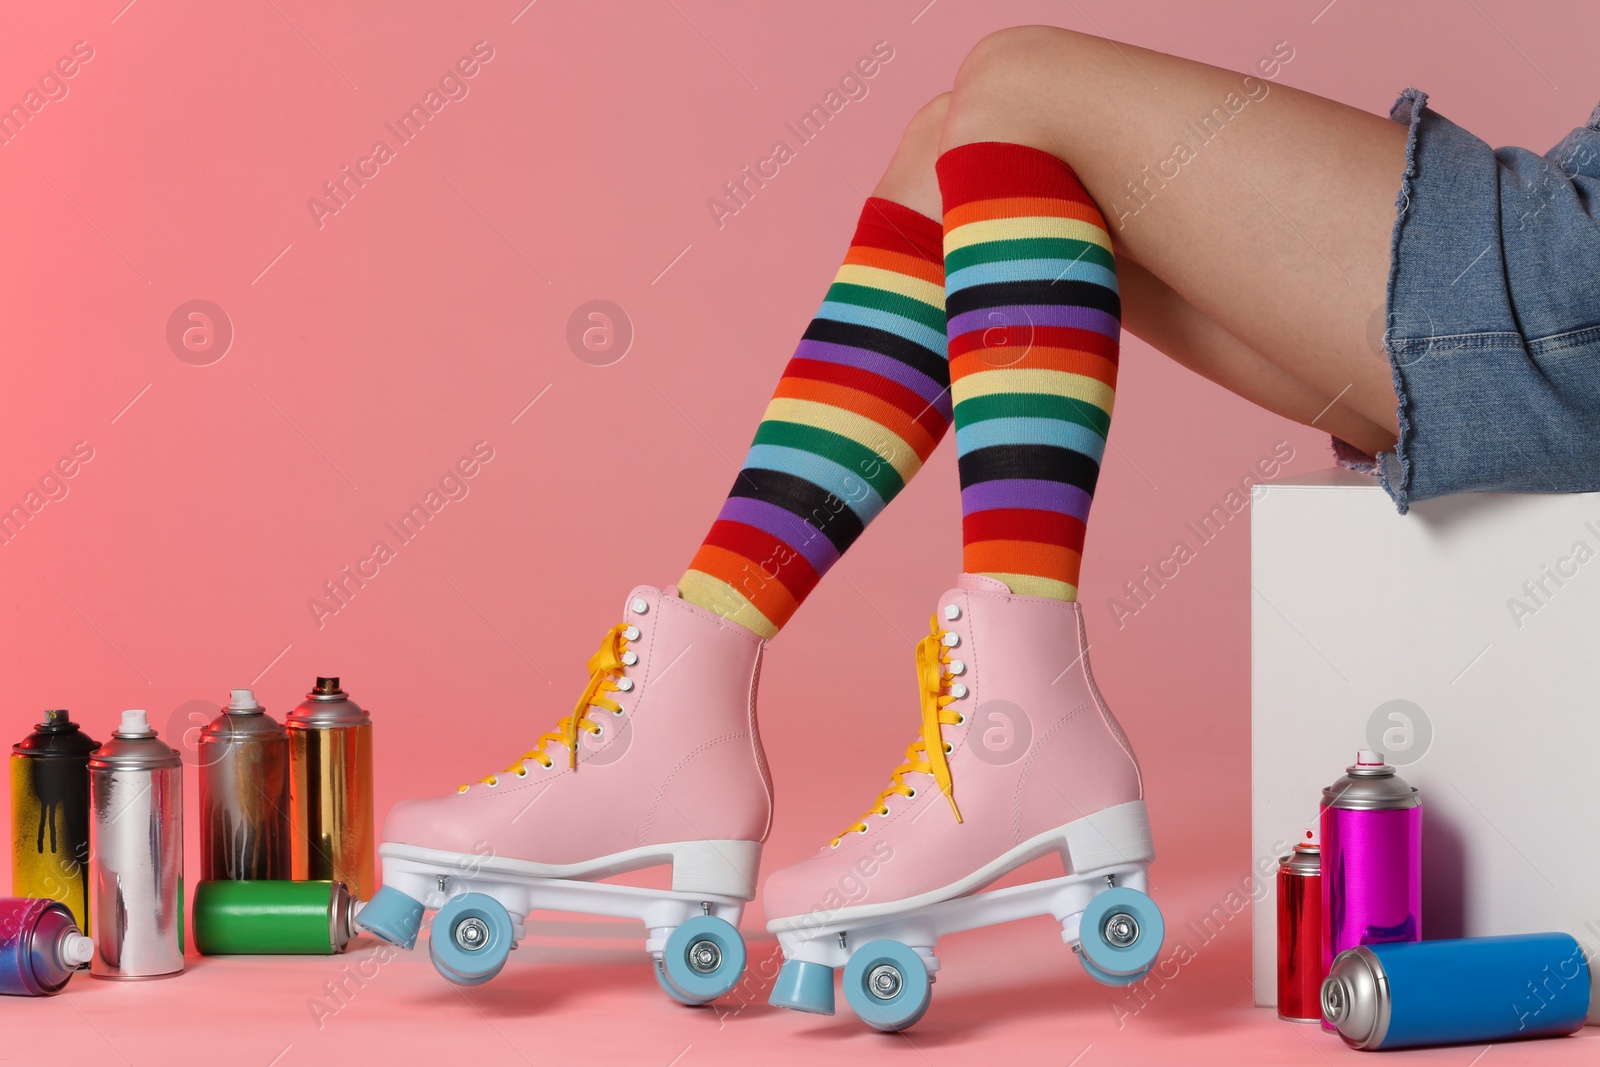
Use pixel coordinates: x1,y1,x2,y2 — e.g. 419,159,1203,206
679,198,950,638
937,142,1120,601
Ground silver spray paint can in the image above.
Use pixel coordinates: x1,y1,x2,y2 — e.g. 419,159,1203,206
89,710,183,979
198,689,290,880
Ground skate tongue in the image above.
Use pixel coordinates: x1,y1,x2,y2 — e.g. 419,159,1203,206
957,573,1011,593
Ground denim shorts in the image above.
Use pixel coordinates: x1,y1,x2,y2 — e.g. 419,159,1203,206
1360,90,1600,513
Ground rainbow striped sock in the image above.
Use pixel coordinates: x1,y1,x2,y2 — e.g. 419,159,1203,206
937,141,1120,601
679,198,949,638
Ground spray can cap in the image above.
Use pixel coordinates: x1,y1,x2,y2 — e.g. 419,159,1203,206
288,676,369,729
1323,749,1420,811
117,710,154,737
13,709,100,758
59,932,95,967
227,689,262,713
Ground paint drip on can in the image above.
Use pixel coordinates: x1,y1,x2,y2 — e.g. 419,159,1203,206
199,689,290,881
10,711,99,936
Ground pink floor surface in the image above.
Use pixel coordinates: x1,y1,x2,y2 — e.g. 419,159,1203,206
14,878,1596,1067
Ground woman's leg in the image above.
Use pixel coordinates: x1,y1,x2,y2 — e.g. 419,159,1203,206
940,26,1408,441
677,98,955,639
1118,256,1394,455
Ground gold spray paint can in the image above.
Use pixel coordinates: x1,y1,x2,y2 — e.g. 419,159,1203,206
10,710,99,936
287,678,374,899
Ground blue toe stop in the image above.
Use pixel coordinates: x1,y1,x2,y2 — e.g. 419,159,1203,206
769,959,836,1015
356,886,426,950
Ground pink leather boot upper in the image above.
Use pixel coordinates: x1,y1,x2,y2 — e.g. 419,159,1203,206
383,586,772,864
763,574,1142,921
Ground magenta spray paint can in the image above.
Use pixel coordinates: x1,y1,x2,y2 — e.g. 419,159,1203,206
1320,750,1421,1029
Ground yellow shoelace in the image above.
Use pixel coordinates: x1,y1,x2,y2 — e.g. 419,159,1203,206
457,623,634,792
831,616,964,846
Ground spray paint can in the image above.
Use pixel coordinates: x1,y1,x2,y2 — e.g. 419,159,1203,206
199,688,290,881
0,897,95,996
193,880,363,955
1276,836,1323,1022
89,710,183,979
11,710,99,936
1320,750,1420,988
1322,933,1590,1050
288,678,374,899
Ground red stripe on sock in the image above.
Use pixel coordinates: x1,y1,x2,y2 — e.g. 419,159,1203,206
963,509,1086,552
936,142,1095,210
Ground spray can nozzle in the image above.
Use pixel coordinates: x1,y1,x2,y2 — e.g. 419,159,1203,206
227,689,262,713
116,710,154,737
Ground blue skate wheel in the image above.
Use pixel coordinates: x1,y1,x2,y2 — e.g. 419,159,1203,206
428,893,515,986
1078,887,1164,978
356,885,426,950
654,960,706,1006
659,915,747,1004
842,939,931,1032
1077,949,1153,987
769,958,836,1015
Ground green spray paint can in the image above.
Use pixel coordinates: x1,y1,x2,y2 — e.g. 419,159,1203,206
193,880,362,955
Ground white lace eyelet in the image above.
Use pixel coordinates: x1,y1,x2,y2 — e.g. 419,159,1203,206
906,787,918,799
612,705,625,716
856,826,869,835
950,682,969,699
954,713,966,725
486,777,499,788
514,767,528,778
622,650,638,666
948,658,966,675
942,632,960,648
623,625,640,641
616,677,634,692
878,807,892,818
944,604,961,621
943,742,953,753
631,598,649,615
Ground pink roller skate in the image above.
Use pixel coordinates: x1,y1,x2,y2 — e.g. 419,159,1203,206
763,574,1162,1030
358,586,771,1004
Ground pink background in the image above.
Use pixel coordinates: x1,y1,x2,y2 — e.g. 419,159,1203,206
3,1,1597,1063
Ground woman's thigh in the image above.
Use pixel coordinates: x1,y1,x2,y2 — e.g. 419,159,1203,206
941,26,1408,434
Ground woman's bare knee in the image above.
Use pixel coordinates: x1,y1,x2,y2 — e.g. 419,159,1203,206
873,92,951,216
941,26,1111,154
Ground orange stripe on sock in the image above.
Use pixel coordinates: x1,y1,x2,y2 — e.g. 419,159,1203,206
773,378,942,460
943,196,1106,230
963,540,1084,586
842,245,945,287
686,543,802,630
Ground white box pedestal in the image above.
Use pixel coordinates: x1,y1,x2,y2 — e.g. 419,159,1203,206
1251,470,1600,1016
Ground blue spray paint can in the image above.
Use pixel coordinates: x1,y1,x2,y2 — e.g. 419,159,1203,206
1321,933,1591,1050
0,897,95,996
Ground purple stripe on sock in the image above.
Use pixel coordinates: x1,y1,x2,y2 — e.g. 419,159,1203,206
793,340,951,414
715,496,841,574
960,479,1093,522
947,305,1120,339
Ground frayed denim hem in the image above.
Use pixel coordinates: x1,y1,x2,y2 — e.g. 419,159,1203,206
1372,86,1428,515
